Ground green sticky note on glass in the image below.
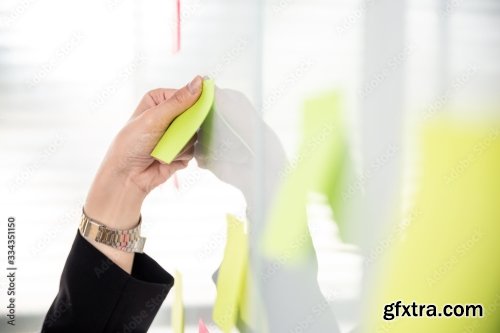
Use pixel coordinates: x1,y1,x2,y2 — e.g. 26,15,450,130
213,214,248,333
151,79,215,163
172,270,184,333
366,118,500,333
261,91,345,264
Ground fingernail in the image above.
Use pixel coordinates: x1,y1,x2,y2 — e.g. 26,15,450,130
187,76,202,95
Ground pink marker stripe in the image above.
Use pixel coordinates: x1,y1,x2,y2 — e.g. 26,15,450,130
198,318,209,333
175,0,181,52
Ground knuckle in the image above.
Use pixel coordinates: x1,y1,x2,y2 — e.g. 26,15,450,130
147,88,162,96
173,90,186,105
146,88,164,103
141,110,157,128
145,89,158,100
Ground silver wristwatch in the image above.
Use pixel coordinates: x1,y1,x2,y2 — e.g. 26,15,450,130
79,210,146,253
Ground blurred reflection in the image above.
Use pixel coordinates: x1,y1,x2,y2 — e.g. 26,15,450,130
196,87,340,332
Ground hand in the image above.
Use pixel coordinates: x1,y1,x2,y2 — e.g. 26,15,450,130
83,75,203,272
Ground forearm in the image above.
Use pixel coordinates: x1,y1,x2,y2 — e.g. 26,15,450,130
84,165,146,273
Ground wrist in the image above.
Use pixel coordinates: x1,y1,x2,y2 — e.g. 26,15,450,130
84,166,145,230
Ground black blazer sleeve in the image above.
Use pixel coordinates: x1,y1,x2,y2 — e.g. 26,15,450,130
41,232,174,333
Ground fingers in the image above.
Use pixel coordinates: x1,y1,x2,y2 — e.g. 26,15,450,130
178,134,197,154
173,134,197,162
141,76,203,132
131,88,176,119
148,88,177,105
167,160,189,173
154,160,189,185
156,143,194,163
176,145,195,161
154,134,197,166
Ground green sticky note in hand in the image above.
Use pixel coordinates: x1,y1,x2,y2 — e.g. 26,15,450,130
151,79,215,164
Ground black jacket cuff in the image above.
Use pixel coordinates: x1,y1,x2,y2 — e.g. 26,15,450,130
42,232,173,333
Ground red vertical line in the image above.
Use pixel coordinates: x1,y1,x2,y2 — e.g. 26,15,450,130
174,0,181,53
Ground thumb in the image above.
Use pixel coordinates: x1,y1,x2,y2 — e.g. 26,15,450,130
143,75,203,132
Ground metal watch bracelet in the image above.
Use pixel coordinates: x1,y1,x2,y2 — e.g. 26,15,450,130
79,209,146,253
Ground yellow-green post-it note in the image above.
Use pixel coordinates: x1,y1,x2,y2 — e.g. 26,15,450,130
366,119,500,333
151,79,215,164
261,91,344,264
213,214,248,333
172,270,184,333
